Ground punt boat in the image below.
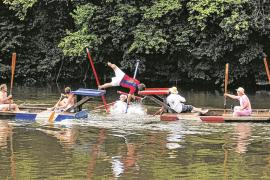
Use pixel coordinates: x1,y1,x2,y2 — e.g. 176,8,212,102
160,109,270,123
0,88,106,121
137,88,270,123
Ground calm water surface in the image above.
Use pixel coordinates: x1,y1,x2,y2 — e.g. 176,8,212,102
0,85,270,179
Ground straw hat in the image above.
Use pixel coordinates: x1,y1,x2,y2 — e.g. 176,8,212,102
236,87,245,94
169,87,178,94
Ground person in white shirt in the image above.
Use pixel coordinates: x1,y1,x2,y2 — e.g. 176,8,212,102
166,87,208,114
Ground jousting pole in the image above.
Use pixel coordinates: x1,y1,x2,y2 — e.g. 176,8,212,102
86,48,108,112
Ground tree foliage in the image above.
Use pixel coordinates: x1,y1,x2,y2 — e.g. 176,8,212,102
1,0,270,87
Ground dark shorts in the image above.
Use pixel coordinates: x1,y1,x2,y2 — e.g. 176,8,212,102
182,104,193,113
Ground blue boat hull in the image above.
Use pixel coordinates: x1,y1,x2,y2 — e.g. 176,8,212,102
2,110,89,121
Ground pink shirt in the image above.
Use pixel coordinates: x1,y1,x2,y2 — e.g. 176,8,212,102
238,95,252,111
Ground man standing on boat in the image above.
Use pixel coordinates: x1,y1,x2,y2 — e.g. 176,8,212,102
98,62,145,105
166,87,208,114
224,87,252,116
0,84,20,112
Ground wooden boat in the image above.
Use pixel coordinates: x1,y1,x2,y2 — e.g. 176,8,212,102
137,88,270,123
0,88,106,122
160,109,270,123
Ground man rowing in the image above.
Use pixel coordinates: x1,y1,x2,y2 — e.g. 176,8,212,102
48,87,75,112
0,84,20,112
98,62,145,105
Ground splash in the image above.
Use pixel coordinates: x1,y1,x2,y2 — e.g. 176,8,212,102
110,102,147,115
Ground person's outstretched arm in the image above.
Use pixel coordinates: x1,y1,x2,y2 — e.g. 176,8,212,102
224,93,239,100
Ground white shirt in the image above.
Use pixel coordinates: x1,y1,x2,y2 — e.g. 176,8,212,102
111,67,125,86
166,94,186,113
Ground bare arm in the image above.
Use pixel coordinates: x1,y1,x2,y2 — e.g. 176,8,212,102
224,93,239,100
0,93,12,104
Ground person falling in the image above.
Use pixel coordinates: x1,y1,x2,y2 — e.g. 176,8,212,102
99,62,145,105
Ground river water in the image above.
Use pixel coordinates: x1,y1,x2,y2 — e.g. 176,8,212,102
0,85,270,179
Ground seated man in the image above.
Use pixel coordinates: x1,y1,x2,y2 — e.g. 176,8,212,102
98,62,145,104
166,87,208,114
224,87,252,116
49,87,75,112
0,84,20,112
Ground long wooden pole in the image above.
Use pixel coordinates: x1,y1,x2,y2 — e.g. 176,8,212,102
224,63,229,112
9,53,16,110
263,56,270,85
86,48,108,112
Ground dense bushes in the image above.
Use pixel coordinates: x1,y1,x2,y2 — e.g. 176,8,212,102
1,0,270,88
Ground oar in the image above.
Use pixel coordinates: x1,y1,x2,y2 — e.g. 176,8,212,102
263,55,270,85
86,48,109,112
48,111,56,123
9,53,16,111
126,59,140,113
48,94,63,123
224,63,229,113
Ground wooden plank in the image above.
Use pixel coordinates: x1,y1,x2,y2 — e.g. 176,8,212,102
66,96,92,112
146,95,175,113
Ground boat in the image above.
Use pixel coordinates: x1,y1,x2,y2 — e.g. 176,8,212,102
137,88,270,123
160,109,270,123
0,88,106,122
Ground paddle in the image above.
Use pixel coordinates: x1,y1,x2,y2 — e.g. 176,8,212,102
48,111,55,123
48,94,64,123
126,59,140,113
224,63,229,113
9,53,16,111
263,56,270,85
86,48,109,112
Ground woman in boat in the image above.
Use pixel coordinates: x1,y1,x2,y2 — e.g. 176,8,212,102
98,62,146,105
166,87,208,114
224,87,252,116
50,87,75,112
0,84,20,112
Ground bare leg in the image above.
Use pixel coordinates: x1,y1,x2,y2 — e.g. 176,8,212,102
98,83,113,89
12,104,20,112
192,107,208,114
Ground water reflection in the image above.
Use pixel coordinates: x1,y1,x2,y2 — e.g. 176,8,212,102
37,125,79,149
0,120,16,179
87,129,106,179
111,138,139,179
0,121,12,148
234,123,251,154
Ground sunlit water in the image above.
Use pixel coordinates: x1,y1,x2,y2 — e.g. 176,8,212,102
0,85,270,179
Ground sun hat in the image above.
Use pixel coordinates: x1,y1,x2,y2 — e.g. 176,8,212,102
169,87,178,94
236,87,245,94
